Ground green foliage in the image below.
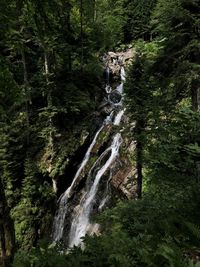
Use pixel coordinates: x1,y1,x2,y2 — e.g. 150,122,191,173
125,53,151,123
123,0,157,41
90,0,126,50
13,242,68,267
0,58,21,115
11,157,55,249
151,0,200,110
13,193,200,266
146,108,200,185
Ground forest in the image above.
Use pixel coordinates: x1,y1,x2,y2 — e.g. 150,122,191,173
0,0,200,266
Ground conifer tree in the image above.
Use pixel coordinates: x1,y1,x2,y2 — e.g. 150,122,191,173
125,54,152,198
152,0,200,111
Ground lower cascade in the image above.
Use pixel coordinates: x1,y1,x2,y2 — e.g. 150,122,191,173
52,125,104,242
68,133,122,247
52,55,126,247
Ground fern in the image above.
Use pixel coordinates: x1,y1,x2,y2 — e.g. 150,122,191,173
188,262,200,267
185,222,200,241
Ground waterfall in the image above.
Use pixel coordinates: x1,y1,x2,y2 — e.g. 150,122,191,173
52,52,126,247
68,133,122,248
52,114,114,242
121,66,126,81
52,125,104,242
116,83,123,94
98,171,112,211
114,110,124,126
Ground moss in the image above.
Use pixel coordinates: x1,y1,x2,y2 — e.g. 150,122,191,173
98,125,113,143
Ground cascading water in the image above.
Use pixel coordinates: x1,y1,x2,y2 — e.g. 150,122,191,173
113,110,124,126
52,54,126,247
68,133,122,247
98,172,112,211
52,125,104,242
121,66,126,81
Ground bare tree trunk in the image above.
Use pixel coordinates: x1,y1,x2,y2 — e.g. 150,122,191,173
44,52,49,82
80,0,83,71
44,50,54,169
44,51,53,107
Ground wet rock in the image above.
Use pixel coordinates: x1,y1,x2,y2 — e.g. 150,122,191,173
102,105,114,115
109,90,122,104
104,48,135,81
98,98,110,109
98,99,114,115
111,164,137,199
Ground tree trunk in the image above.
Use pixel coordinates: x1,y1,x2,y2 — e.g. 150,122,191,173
0,179,15,267
21,46,31,144
44,50,54,166
93,0,96,22
80,0,83,71
44,51,52,107
192,86,200,112
135,119,145,199
61,0,72,71
0,223,6,267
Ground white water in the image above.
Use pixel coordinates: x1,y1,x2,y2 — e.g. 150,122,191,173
52,125,104,242
68,133,122,247
116,83,123,94
114,109,124,125
98,172,112,211
98,195,109,211
121,66,126,81
105,111,114,124
113,67,126,125
105,84,112,93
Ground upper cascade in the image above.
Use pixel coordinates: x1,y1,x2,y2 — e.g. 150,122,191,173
103,47,134,81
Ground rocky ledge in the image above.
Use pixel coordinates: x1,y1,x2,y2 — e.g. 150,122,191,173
103,47,135,80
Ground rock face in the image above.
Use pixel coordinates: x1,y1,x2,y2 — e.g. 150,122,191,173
103,48,135,81
111,142,137,199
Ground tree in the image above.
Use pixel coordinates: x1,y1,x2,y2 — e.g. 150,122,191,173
123,0,157,42
125,53,152,198
152,0,200,111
